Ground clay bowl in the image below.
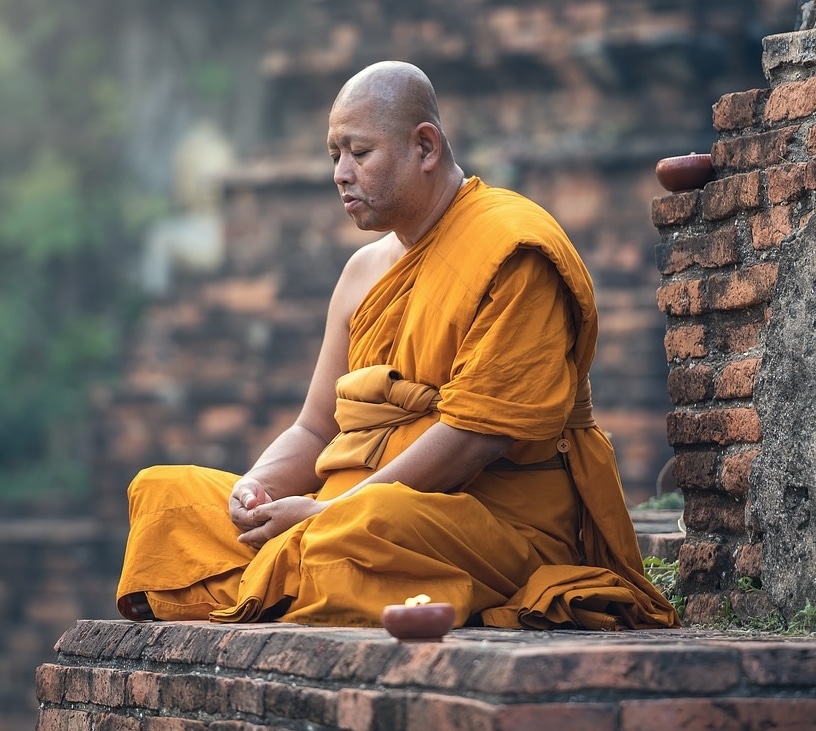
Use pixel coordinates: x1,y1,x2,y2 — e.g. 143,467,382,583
381,602,456,642
655,153,715,193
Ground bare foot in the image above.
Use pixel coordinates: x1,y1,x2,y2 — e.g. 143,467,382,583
119,592,156,621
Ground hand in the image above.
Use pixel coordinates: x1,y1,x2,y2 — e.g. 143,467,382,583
237,495,325,549
229,475,273,533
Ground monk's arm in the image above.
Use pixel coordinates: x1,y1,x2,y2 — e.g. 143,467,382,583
350,421,511,494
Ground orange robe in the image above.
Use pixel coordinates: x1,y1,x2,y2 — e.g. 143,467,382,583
117,177,679,630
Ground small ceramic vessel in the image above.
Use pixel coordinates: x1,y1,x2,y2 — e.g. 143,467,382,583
381,602,456,642
655,153,715,193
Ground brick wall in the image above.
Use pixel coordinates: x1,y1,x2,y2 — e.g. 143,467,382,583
654,28,816,623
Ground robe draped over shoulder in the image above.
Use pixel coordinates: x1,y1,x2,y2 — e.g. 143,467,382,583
116,177,679,630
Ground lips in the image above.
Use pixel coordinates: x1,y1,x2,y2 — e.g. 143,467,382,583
341,193,362,213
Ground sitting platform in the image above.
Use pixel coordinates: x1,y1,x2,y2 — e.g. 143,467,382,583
36,618,816,730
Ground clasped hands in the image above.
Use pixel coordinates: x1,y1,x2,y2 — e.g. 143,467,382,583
229,476,324,549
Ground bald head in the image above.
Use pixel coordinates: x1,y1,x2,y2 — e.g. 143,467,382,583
332,61,449,154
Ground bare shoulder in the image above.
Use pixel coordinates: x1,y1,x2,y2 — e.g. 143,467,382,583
333,232,403,314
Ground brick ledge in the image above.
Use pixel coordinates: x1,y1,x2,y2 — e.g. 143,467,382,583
36,619,816,730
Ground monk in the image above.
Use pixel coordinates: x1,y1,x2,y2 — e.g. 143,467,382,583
117,60,680,631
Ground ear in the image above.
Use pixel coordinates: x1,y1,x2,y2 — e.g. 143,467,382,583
414,122,443,170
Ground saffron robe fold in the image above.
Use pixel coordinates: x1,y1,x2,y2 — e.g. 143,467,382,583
116,176,680,630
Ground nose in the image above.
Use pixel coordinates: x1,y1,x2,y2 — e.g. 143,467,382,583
333,152,354,187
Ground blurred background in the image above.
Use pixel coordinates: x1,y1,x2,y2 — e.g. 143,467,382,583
0,0,795,727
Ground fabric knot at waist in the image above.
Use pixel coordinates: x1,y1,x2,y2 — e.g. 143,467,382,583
315,365,441,477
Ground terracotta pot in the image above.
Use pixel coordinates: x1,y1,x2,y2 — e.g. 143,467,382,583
381,602,455,642
655,153,715,193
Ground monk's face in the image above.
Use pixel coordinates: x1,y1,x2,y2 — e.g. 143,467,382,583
327,96,425,234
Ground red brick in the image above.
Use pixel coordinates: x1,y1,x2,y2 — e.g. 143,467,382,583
651,191,699,227
667,364,713,404
702,171,763,221
684,491,746,535
765,77,816,122
264,682,338,726
707,263,778,310
742,643,816,686
496,703,618,731
711,318,766,355
93,713,142,731
673,449,718,490
161,673,221,715
228,677,266,716
735,541,762,578
143,718,208,731
89,668,129,707
35,708,93,731
728,588,777,620
766,162,807,203
666,407,761,446
712,89,767,131
710,125,798,171
405,693,497,731
35,663,66,704
750,205,793,249
721,448,759,497
655,225,740,275
714,358,760,399
656,279,706,316
664,325,707,361
682,592,724,624
621,698,816,731
127,670,162,710
679,541,732,587
806,159,816,190
64,667,92,703
809,125,816,153
337,688,382,731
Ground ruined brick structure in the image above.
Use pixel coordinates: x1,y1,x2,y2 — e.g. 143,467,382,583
654,28,816,623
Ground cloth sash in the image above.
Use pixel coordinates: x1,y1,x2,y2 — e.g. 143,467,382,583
315,365,441,477
315,364,595,477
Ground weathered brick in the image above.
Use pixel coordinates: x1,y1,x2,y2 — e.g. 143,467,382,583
809,125,816,153
35,708,93,731
721,448,759,497
651,191,699,227
143,718,208,731
765,77,816,122
742,643,816,686
728,588,777,620
664,325,707,361
93,713,142,731
496,703,618,731
228,677,266,716
127,670,162,710
64,666,92,704
673,449,718,490
806,158,816,190
712,89,767,131
749,204,793,249
714,358,761,399
735,541,762,578
667,364,713,404
161,673,221,715
35,663,66,704
707,263,778,311
710,318,766,356
684,491,746,535
621,698,816,731
656,279,706,316
656,224,741,275
666,407,761,446
766,162,807,203
682,591,724,624
265,682,338,726
89,668,129,707
702,171,763,221
405,693,497,731
337,687,405,731
710,125,798,171
679,540,732,588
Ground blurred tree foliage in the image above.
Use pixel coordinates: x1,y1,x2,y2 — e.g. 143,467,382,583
0,0,142,502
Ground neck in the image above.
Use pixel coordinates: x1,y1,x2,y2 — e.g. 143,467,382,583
395,165,466,251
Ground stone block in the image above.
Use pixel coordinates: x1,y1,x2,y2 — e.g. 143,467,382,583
762,28,816,85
